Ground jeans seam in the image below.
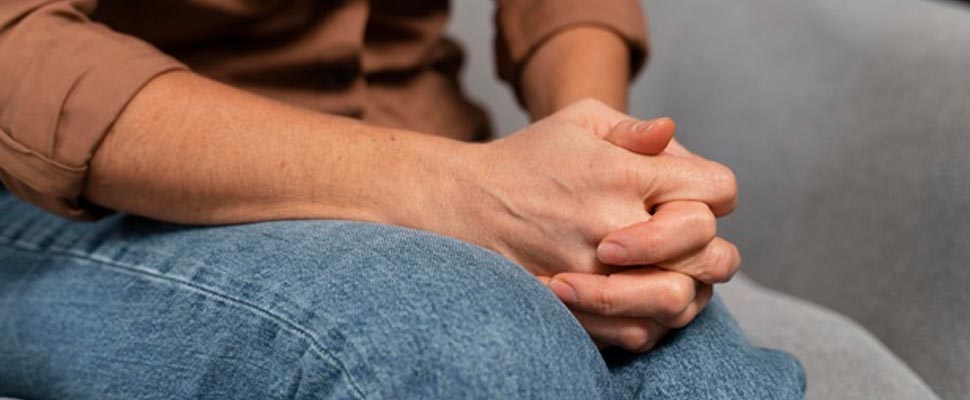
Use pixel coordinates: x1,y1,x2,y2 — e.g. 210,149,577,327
0,236,370,400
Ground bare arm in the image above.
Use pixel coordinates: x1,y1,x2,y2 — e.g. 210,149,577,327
521,26,632,119
86,71,466,227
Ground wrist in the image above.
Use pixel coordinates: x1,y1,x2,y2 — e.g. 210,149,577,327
389,139,515,255
355,131,486,236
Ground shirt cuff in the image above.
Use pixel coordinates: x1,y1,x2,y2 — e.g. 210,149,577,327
0,3,185,220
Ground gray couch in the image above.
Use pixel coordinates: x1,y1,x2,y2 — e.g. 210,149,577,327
450,0,969,399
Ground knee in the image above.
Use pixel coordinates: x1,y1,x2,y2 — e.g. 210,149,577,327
195,221,607,398
696,299,807,399
744,348,807,399
307,223,607,398
630,297,806,400
373,287,605,398
692,347,806,400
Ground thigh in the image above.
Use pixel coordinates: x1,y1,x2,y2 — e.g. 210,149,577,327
0,193,609,399
0,191,803,400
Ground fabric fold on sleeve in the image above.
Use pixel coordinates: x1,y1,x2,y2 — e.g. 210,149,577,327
0,0,185,220
494,0,649,104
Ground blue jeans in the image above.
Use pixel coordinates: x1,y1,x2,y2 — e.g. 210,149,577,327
0,190,804,399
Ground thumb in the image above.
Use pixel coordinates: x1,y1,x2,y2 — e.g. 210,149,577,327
604,117,676,156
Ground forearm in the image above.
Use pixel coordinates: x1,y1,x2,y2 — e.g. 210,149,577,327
521,26,632,119
85,71,469,226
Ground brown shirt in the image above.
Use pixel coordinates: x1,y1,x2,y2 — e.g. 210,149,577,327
0,0,647,220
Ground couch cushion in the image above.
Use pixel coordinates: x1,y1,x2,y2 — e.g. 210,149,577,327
632,0,970,398
720,274,939,400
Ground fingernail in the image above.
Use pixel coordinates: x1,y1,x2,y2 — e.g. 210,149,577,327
548,279,578,305
597,241,629,264
634,120,656,134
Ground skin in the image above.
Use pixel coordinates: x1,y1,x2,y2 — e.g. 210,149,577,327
85,27,740,353
522,27,740,351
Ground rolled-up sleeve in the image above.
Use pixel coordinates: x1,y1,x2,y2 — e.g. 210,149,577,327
0,0,185,220
494,0,649,100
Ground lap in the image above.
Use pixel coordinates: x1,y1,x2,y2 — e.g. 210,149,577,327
0,192,804,399
0,195,608,398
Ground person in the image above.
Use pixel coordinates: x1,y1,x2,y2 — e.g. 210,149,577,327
0,0,805,398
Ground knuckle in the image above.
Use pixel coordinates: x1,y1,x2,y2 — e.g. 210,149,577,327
634,340,658,353
708,163,738,205
620,160,661,197
591,289,619,316
619,162,650,191
685,206,718,242
591,207,637,238
617,326,652,351
659,277,695,316
634,326,670,353
666,309,698,329
704,242,735,282
725,242,742,279
595,159,637,190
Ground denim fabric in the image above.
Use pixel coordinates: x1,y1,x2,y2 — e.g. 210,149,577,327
0,190,804,399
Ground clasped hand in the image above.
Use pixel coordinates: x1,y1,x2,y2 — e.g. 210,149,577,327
452,99,740,352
